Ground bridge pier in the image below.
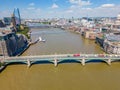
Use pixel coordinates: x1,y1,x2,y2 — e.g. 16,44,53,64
27,59,31,68
54,58,58,67
107,58,111,65
82,58,85,66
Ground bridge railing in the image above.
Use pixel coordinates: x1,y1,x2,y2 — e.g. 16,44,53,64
3,54,120,61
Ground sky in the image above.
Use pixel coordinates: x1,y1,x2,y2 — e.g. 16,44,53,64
0,0,120,19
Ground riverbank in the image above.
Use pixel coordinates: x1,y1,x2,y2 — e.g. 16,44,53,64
17,25,30,39
14,25,31,56
0,62,6,72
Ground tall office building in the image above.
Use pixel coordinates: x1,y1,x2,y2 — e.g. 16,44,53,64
17,8,21,25
11,13,17,31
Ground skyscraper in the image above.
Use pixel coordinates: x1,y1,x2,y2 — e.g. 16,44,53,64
11,13,17,31
17,8,21,25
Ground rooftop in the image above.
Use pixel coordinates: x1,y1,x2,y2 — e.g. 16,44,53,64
106,33,120,42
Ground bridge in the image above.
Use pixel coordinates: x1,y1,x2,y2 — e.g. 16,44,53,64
1,54,120,67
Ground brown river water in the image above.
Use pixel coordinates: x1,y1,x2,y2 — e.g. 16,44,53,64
0,27,120,90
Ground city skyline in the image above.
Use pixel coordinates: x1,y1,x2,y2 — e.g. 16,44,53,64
0,0,120,19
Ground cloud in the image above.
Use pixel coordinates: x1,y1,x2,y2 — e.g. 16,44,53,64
100,4,115,8
69,0,92,6
29,3,35,6
82,7,92,10
66,9,73,13
89,5,120,17
70,5,76,9
1,2,119,19
21,8,42,19
0,10,12,18
51,3,59,9
63,4,120,18
27,3,36,10
27,7,35,10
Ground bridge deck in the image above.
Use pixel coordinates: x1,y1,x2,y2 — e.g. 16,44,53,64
2,54,120,63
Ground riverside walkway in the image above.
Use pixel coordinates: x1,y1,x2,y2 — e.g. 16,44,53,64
1,54,120,67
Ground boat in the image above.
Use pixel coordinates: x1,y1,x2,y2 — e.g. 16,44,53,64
39,36,46,42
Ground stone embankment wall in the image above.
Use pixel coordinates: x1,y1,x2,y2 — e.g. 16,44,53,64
95,37,104,48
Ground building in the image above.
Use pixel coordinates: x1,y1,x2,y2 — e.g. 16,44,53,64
0,20,5,27
0,33,8,56
11,14,17,31
103,33,120,54
116,13,120,25
81,18,95,28
0,32,29,56
3,17,11,25
0,26,14,34
84,31,97,39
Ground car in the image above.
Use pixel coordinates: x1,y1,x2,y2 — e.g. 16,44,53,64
98,54,104,57
73,54,80,57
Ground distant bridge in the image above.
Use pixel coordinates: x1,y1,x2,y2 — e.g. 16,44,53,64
1,54,120,67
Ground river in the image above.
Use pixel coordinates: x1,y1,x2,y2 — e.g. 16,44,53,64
23,27,103,55
0,27,120,90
